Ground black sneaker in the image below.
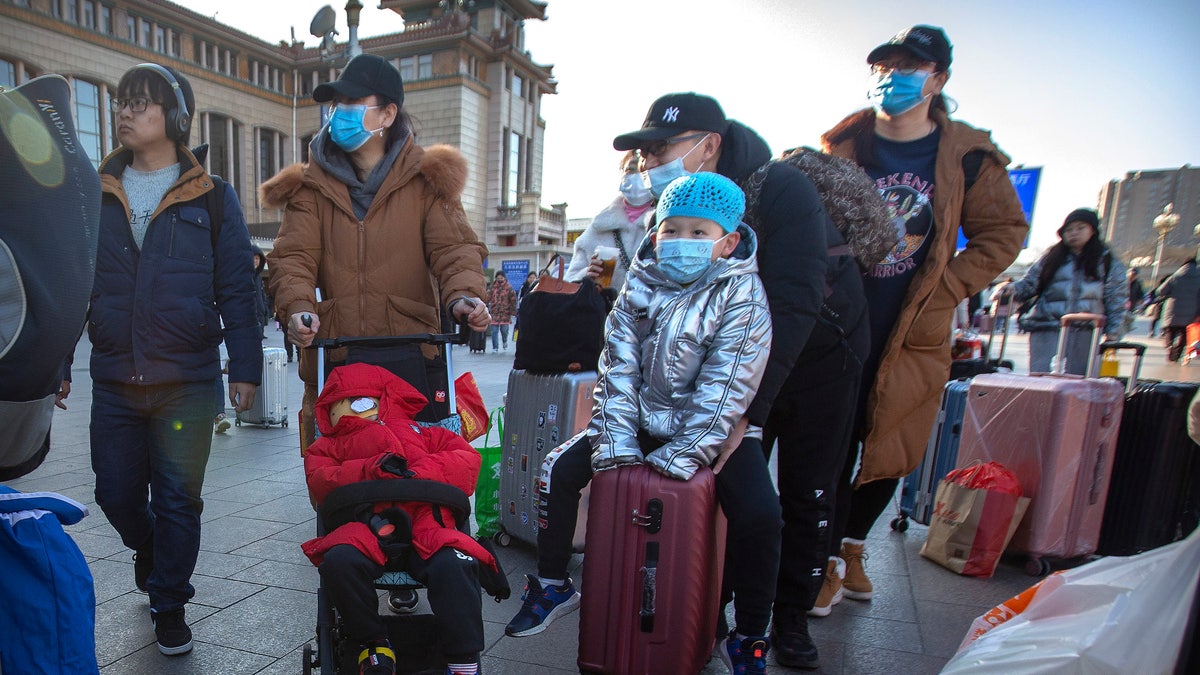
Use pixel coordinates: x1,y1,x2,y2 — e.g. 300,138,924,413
152,608,193,656
770,606,819,670
386,589,419,614
133,542,154,592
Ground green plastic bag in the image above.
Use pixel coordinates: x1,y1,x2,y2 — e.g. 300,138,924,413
474,407,504,538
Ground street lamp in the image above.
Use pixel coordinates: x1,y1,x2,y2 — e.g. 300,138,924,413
1152,203,1180,282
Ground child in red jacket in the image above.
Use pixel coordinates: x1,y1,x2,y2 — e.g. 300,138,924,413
302,363,494,675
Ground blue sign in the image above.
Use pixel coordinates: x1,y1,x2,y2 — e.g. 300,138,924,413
956,166,1042,250
501,259,530,281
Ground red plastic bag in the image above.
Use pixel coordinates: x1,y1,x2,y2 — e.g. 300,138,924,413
921,462,1030,577
454,372,488,442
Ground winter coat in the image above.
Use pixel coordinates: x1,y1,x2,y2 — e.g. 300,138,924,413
486,276,518,324
824,109,1028,484
1156,262,1200,328
564,195,651,291
0,486,99,674
715,122,861,426
1009,247,1127,338
301,363,496,570
92,145,263,386
590,225,772,480
261,137,488,385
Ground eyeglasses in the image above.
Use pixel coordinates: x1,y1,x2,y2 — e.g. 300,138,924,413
870,60,931,76
327,102,384,116
637,132,710,159
109,96,154,114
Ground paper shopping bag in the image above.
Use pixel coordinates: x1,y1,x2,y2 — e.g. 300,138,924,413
921,462,1030,577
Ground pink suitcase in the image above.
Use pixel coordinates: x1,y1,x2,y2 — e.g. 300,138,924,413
577,464,726,674
954,314,1124,574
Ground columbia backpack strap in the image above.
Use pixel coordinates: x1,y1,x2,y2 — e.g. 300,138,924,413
962,150,985,194
206,174,225,250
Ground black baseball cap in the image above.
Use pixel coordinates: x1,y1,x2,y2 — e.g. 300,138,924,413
867,25,953,70
313,54,404,107
612,93,729,151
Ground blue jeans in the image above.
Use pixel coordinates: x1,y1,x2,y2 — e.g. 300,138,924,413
490,322,510,351
90,380,214,612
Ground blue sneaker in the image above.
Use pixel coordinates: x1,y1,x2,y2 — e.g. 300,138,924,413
504,574,580,637
719,632,769,675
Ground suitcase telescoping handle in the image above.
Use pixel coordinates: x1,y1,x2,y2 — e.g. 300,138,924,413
1098,341,1148,394
985,291,1017,364
1055,313,1107,377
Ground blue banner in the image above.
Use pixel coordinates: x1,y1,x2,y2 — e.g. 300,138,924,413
957,166,1041,250
501,259,530,282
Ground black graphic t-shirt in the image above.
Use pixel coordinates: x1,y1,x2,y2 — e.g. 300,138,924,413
862,129,940,365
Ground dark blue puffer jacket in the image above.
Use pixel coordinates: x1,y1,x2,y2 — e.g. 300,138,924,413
90,145,262,386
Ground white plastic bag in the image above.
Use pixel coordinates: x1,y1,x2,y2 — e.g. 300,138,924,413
942,528,1200,674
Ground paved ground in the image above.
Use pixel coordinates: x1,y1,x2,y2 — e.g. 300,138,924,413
9,315,1195,674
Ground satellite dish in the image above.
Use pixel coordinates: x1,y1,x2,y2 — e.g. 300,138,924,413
309,6,337,38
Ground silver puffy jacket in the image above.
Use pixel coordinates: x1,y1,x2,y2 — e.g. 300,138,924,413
589,224,772,480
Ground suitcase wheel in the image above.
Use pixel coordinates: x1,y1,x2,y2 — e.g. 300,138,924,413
234,418,241,427
890,516,909,533
1024,557,1052,577
493,530,511,547
283,418,289,428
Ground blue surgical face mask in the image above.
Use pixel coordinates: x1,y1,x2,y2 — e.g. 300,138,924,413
656,238,715,284
619,172,653,206
868,70,931,116
328,103,384,152
640,134,710,198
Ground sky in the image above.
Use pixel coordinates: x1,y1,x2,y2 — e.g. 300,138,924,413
192,0,1200,258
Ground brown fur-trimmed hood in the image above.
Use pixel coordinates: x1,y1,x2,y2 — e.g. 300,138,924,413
258,141,468,210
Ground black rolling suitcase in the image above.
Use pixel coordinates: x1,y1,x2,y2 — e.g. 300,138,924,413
468,328,486,354
1097,341,1200,556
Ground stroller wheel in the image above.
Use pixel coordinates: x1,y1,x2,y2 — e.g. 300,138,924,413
387,588,419,613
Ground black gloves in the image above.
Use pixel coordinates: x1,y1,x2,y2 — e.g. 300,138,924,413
377,453,415,479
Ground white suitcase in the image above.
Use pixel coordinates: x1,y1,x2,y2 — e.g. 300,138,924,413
237,347,289,428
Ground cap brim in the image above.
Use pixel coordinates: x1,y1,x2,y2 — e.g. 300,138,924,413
612,126,681,151
867,43,939,66
312,80,376,103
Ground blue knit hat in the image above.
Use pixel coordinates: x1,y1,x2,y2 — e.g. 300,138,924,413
655,173,745,233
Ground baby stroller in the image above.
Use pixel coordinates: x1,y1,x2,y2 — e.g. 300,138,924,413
300,327,509,675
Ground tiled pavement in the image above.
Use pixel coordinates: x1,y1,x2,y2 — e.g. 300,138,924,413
8,315,1195,674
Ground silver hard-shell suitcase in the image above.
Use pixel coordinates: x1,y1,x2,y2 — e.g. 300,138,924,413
496,369,596,547
237,347,289,428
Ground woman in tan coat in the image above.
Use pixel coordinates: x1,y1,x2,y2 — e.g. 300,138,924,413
809,26,1028,618
262,54,489,447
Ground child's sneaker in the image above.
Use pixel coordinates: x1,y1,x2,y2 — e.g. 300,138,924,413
719,632,769,675
151,608,193,656
504,574,580,637
214,412,231,434
357,640,395,675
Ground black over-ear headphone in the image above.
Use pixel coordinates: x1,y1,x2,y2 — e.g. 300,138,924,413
132,63,191,142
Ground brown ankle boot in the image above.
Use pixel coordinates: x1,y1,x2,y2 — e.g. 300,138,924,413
808,558,844,617
840,541,874,600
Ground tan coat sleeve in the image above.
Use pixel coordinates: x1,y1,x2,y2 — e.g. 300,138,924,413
423,193,488,308
267,186,323,320
946,151,1029,298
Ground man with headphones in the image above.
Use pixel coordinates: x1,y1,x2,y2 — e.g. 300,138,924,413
84,62,262,657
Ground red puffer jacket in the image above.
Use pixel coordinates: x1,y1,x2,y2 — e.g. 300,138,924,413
301,363,495,570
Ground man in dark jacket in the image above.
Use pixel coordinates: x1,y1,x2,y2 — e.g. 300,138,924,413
1156,259,1200,362
87,63,262,657
612,93,870,669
